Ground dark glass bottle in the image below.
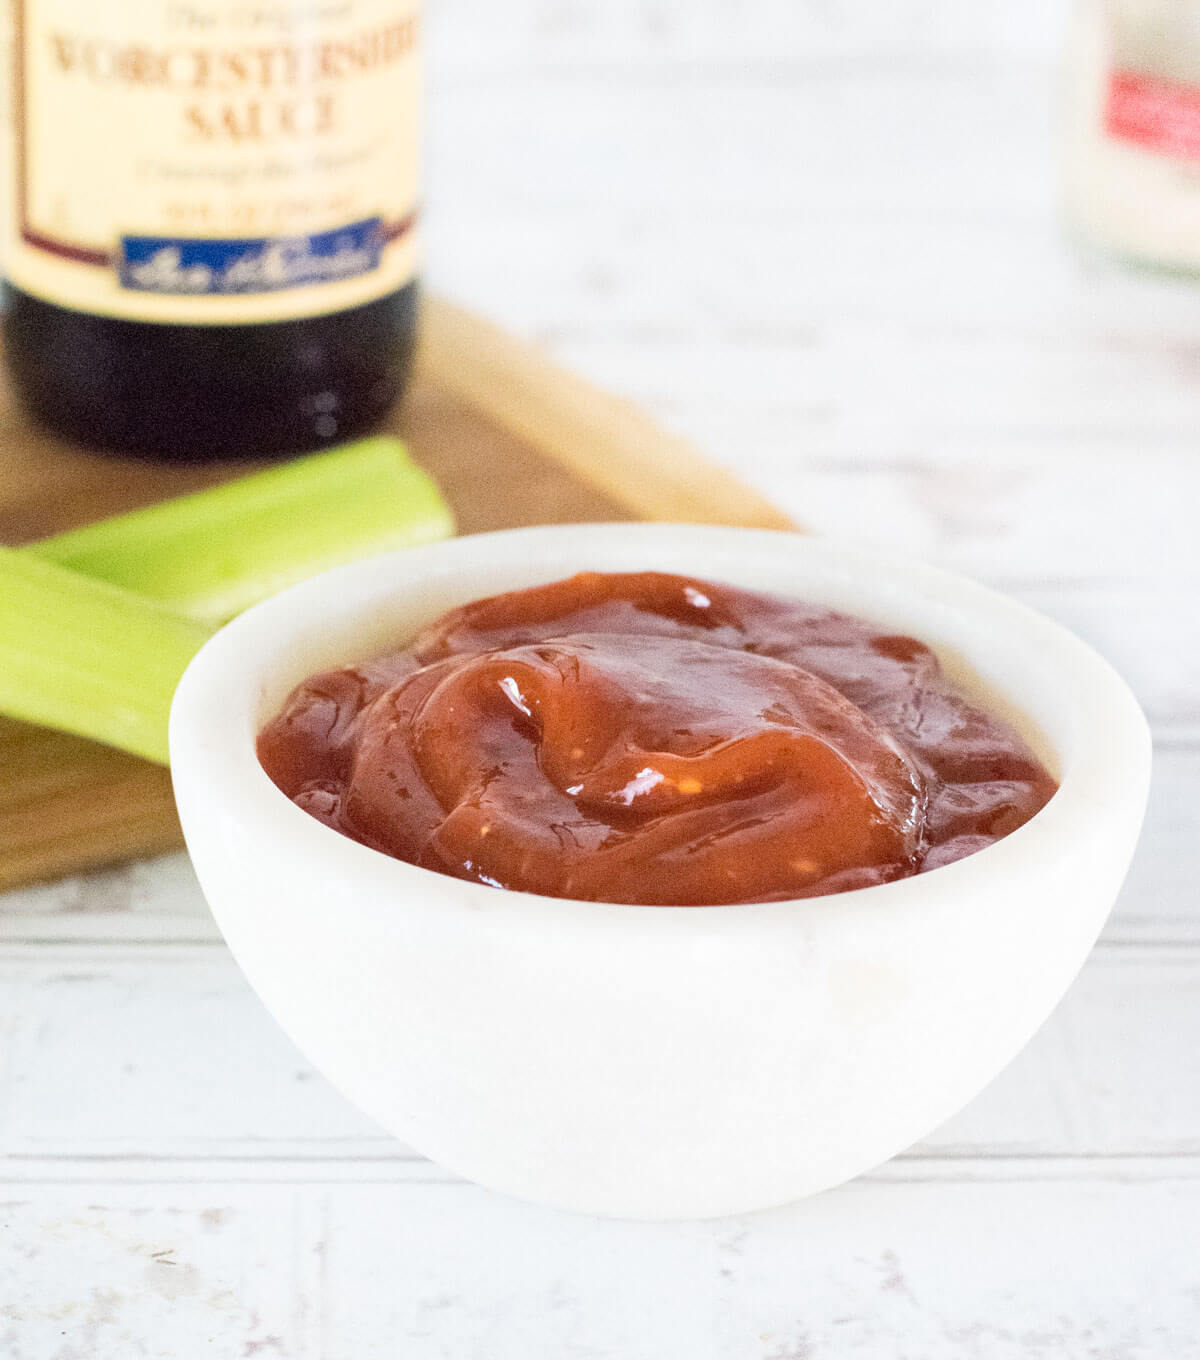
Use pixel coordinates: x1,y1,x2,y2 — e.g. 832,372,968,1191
3,282,419,463
4,5,421,463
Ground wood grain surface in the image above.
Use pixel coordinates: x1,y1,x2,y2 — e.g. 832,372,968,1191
0,297,790,891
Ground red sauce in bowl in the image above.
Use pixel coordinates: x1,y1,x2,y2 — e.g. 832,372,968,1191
257,572,1058,905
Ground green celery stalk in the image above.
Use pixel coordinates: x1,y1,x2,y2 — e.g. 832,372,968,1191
28,435,454,624
0,548,213,764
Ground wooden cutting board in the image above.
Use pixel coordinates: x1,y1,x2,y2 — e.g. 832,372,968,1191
0,297,793,891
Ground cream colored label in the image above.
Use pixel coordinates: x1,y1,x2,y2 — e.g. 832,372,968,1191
5,0,419,323
1107,0,1200,82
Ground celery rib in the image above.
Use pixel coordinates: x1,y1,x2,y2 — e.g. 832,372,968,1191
29,436,455,624
4,435,454,763
0,548,212,764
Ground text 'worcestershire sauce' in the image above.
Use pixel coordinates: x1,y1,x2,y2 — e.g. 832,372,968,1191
2,2,421,462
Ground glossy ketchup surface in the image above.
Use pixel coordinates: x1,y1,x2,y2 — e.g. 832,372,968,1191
257,572,1058,905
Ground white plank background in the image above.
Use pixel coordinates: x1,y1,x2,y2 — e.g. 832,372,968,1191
3,0,1200,1354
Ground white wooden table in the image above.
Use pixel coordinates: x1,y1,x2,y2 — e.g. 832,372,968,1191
3,2,1198,1354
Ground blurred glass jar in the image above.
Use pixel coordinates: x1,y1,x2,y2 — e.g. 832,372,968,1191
1064,0,1200,270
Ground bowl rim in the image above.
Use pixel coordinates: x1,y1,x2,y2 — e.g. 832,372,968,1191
168,523,1152,930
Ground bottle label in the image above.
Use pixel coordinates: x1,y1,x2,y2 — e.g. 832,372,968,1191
1104,1,1200,162
1106,70,1200,161
4,0,420,324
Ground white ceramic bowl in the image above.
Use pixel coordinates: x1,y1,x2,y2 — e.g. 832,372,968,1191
169,525,1151,1220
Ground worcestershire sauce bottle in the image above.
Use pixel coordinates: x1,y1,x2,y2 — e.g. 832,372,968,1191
3,2,421,462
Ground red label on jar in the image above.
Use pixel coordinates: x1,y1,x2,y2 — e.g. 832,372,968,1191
1105,69,1200,161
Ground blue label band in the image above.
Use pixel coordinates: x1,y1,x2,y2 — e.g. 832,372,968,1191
118,218,384,294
